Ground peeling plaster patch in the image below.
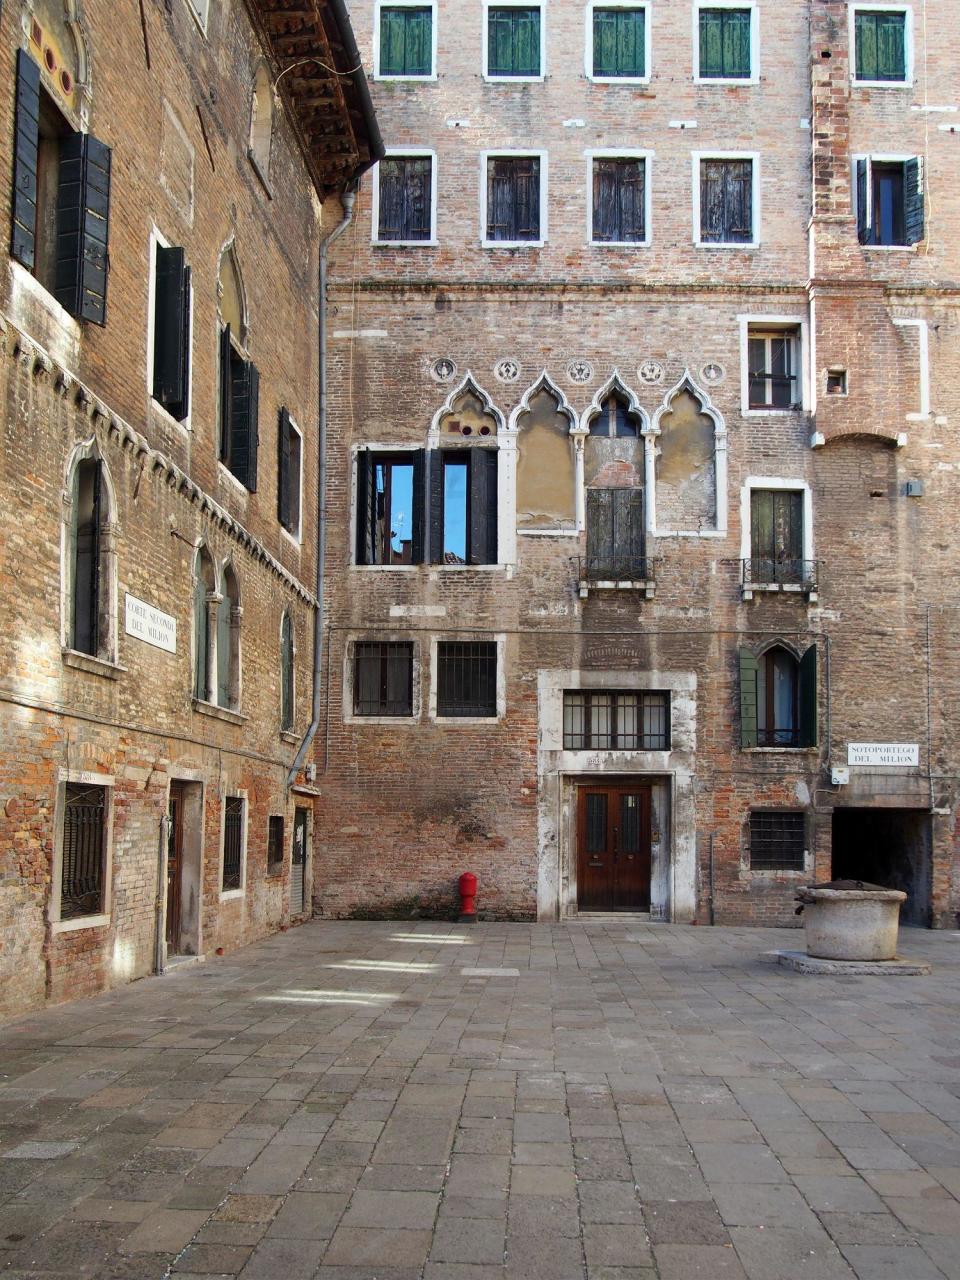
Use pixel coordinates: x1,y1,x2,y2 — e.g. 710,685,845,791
332,329,389,339
390,604,447,617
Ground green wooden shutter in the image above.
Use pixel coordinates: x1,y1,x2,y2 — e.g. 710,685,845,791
380,7,406,74
593,8,617,76
724,9,751,77
514,8,540,75
877,11,906,80
739,647,760,749
194,578,208,700
11,50,41,269
411,448,426,564
799,644,818,748
903,157,924,245
153,247,190,418
856,159,870,244
277,406,291,529
855,11,875,80
216,594,231,706
406,7,432,74
56,132,111,324
699,9,723,76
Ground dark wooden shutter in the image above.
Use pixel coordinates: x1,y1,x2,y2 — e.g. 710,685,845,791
219,325,232,462
277,406,291,528
355,450,376,564
56,132,111,324
153,247,190,418
411,448,426,564
739,647,760,749
378,158,403,240
194,579,208,700
728,160,752,240
428,449,444,563
229,357,258,491
73,461,102,656
856,159,870,244
586,489,613,573
469,449,498,565
799,644,818,748
904,157,924,245
11,50,41,270
487,158,514,240
700,161,722,240
217,596,232,707
246,363,259,493
613,488,645,573
593,160,618,242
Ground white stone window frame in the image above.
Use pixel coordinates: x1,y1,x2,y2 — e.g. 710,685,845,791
60,438,121,674
892,317,931,420
585,149,654,247
482,0,546,82
371,148,439,246
373,0,439,80
49,769,115,933
744,808,813,877
280,413,304,545
343,633,422,725
739,476,814,568
738,314,810,416
219,789,248,902
692,0,760,86
584,1,652,85
185,0,210,36
350,441,425,573
692,151,761,248
480,149,549,249
848,3,913,88
851,153,921,252
146,225,194,435
428,633,507,724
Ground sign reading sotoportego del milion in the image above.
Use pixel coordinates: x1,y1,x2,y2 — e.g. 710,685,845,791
847,743,920,767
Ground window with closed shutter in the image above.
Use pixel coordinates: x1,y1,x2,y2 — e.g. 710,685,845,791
153,245,191,420
280,613,295,730
592,157,646,243
219,324,260,491
854,9,908,82
699,158,753,243
277,409,302,535
379,5,433,76
698,7,752,79
750,490,803,585
487,6,541,76
486,155,541,242
586,488,645,579
592,7,646,78
377,155,433,242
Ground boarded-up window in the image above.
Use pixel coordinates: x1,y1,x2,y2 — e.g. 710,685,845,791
380,5,433,75
487,7,541,76
563,691,669,750
592,7,646,77
437,642,497,717
592,158,645,243
378,155,432,241
61,784,106,919
698,7,751,78
280,613,294,730
486,156,541,242
854,9,907,82
655,388,716,532
516,387,576,529
222,796,244,890
700,158,753,243
354,641,414,716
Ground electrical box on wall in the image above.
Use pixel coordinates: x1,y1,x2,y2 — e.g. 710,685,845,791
831,766,850,786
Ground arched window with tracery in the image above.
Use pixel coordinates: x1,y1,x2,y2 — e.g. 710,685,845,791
193,546,216,701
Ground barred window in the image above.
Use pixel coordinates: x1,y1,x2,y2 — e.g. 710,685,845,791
267,815,284,876
354,642,414,716
563,691,670,750
223,795,244,891
61,784,107,920
749,811,806,870
437,642,497,717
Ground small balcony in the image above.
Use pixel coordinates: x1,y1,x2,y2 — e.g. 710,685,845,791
742,558,819,602
578,555,656,599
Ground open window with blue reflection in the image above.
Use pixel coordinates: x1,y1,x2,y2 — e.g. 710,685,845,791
431,449,498,566
355,449,425,565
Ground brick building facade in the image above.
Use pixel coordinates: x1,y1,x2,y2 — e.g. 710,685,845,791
0,0,380,1017
318,0,960,928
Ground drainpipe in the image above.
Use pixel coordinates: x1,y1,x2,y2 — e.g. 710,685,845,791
154,813,168,975
287,190,356,788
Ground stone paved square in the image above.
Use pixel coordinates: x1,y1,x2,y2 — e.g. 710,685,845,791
0,920,958,1278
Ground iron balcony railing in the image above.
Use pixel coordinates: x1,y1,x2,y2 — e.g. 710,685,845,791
579,554,654,582
742,558,819,590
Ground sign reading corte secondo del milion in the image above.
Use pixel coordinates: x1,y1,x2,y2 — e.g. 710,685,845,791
124,594,176,654
847,743,920,767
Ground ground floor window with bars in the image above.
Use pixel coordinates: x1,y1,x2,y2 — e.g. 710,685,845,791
222,795,245,892
354,641,414,716
749,811,807,871
437,641,498,717
60,783,108,920
563,691,670,750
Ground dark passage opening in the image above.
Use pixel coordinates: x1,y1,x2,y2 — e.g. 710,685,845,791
831,808,932,927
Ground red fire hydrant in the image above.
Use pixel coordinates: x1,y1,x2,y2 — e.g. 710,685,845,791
458,872,478,924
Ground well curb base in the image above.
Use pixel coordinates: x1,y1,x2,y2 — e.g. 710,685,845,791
772,949,931,976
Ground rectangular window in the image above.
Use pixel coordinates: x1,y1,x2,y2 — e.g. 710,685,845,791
353,641,414,716
592,7,646,78
485,155,542,243
854,8,908,82
430,449,498,565
356,450,425,565
376,155,433,242
585,488,645,578
267,815,284,875
748,327,800,409
437,641,497,717
222,795,244,892
749,489,804,584
563,691,670,750
699,157,754,244
856,157,923,246
219,325,260,490
277,408,302,537
749,811,806,870
592,157,646,244
152,244,191,421
379,4,433,76
487,6,542,77
60,783,107,919
698,6,752,79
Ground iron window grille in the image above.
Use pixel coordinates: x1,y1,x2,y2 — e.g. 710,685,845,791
61,783,106,919
698,7,752,78
354,641,414,716
749,811,806,870
563,691,670,750
437,642,498,717
267,815,284,875
854,9,907,82
700,158,753,244
748,330,800,409
379,5,433,76
592,7,646,78
222,796,244,891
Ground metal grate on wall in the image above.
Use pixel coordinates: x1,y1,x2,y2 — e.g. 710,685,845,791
354,641,414,716
749,811,806,870
223,796,244,890
61,784,106,919
437,641,497,717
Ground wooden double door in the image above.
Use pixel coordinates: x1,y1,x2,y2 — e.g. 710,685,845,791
577,782,652,911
